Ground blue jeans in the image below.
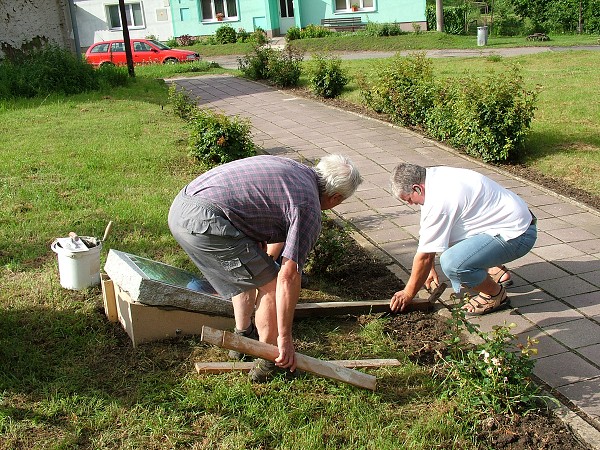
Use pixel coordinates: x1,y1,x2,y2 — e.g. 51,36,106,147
439,223,537,293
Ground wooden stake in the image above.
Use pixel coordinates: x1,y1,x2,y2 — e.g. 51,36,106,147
294,297,433,318
201,326,377,390
195,358,402,374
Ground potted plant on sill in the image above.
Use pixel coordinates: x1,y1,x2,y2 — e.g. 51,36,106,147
351,3,359,11
216,12,224,21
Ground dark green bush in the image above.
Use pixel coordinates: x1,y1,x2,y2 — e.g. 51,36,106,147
165,37,179,47
426,68,537,162
309,53,349,98
250,28,269,46
286,26,301,41
0,45,128,100
361,52,435,127
188,109,256,167
215,25,238,44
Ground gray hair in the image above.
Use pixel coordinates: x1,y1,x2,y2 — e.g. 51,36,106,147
314,154,362,199
390,163,426,198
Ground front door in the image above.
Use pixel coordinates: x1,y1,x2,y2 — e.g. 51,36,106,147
279,0,295,34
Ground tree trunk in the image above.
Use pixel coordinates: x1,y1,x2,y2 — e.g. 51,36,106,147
436,0,444,32
118,0,135,77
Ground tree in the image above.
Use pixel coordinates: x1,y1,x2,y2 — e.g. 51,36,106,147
508,0,550,31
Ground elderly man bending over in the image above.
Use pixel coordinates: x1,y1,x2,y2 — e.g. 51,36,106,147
388,163,537,316
168,154,362,382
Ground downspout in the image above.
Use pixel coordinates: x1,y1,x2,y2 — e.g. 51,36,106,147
67,0,81,58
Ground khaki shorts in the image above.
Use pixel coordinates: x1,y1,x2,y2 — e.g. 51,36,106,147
168,189,278,299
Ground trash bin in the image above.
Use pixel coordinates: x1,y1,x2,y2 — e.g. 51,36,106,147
477,26,488,46
51,236,102,290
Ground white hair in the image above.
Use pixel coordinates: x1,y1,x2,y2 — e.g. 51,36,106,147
314,154,362,199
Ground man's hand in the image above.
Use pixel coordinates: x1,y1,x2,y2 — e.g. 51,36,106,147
390,289,413,313
275,334,296,372
425,266,440,292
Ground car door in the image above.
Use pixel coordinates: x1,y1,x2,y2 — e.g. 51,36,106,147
132,40,157,65
110,41,127,65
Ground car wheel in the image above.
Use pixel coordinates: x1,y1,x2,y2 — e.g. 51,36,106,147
163,58,178,64
99,61,115,68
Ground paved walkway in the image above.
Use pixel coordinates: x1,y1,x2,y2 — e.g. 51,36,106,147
172,74,600,441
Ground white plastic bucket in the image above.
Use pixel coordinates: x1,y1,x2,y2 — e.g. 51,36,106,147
51,237,102,290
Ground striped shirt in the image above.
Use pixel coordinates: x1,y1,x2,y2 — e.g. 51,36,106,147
185,155,322,268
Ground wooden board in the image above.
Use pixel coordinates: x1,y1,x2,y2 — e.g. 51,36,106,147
294,297,433,318
195,358,402,374
201,326,377,390
101,273,118,323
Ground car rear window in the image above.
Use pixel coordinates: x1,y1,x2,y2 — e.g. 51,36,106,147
90,43,110,53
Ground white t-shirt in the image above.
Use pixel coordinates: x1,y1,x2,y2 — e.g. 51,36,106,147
417,167,532,253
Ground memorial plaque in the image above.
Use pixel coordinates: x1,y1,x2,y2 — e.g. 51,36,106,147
104,249,233,317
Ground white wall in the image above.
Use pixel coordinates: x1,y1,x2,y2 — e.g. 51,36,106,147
0,0,75,58
75,0,174,48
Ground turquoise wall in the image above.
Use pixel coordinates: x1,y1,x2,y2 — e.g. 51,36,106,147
299,0,426,28
170,0,426,37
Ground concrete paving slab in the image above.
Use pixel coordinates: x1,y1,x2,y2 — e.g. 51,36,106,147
536,275,598,298
518,299,586,327
578,343,600,366
512,261,570,283
557,378,600,421
533,352,599,387
514,329,569,360
542,318,600,349
563,292,600,317
554,255,600,274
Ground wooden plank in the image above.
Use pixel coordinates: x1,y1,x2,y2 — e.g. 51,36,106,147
195,358,402,374
294,297,433,318
201,326,377,390
101,273,118,323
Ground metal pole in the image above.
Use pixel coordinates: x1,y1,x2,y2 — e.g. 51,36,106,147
436,0,444,32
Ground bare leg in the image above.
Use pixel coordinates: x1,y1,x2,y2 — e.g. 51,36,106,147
231,289,257,331
254,277,278,345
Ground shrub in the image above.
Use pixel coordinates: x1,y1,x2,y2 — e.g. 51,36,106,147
426,67,537,162
215,25,237,44
361,52,435,127
167,83,197,121
177,34,196,46
0,45,128,99
300,24,333,39
426,4,469,34
188,109,256,167
250,28,269,46
437,296,545,415
238,44,274,80
236,28,251,43
305,215,354,277
286,26,301,41
309,53,349,98
238,45,304,88
165,37,179,47
266,46,304,87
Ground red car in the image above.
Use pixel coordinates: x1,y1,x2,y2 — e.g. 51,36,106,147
85,39,201,67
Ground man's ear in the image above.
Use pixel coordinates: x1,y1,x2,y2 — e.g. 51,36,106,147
414,185,422,195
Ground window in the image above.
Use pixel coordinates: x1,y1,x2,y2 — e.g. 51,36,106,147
280,0,293,18
107,3,144,29
335,0,374,12
90,43,110,54
133,41,152,52
111,42,126,52
200,0,238,21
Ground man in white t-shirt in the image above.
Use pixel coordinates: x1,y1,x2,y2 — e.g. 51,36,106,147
388,163,537,315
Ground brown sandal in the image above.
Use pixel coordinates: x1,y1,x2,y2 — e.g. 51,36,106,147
489,265,513,287
463,286,510,316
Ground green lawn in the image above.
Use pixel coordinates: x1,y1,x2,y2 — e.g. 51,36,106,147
0,38,596,448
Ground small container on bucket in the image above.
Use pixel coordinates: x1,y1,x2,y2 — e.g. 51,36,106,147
51,235,102,290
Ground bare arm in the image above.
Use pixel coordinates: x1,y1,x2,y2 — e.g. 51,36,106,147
390,252,436,312
274,256,301,371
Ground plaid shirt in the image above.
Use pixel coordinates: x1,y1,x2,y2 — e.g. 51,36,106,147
185,156,322,268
